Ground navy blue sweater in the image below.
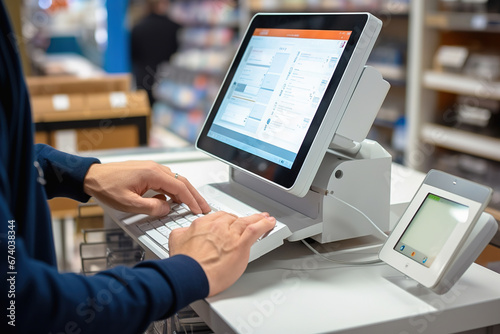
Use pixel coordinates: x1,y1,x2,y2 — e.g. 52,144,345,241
0,2,208,333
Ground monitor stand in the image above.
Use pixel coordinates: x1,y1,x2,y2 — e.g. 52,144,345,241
210,139,392,244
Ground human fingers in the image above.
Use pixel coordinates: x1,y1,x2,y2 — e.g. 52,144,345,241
156,166,211,214
229,212,270,235
147,172,204,215
171,173,211,214
194,210,237,223
168,212,239,257
239,215,276,248
126,192,172,216
169,211,237,245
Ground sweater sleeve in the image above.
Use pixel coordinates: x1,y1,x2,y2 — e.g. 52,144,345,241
34,143,100,202
0,204,209,334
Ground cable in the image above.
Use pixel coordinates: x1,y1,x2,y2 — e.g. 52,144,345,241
331,194,389,240
301,239,383,265
299,193,389,265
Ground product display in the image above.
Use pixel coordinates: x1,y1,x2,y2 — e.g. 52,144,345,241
151,0,239,144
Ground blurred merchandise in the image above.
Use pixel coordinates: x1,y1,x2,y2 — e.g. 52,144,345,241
429,151,500,210
440,95,500,137
152,0,239,144
434,45,469,73
170,0,239,26
463,53,500,81
178,26,235,48
31,52,104,77
152,101,206,144
23,0,108,72
432,45,500,82
248,0,409,12
367,40,407,83
439,0,489,12
171,48,235,74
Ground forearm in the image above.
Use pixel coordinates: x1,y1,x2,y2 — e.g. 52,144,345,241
34,144,100,201
13,243,208,333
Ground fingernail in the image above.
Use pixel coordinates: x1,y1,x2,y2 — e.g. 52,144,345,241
260,212,270,217
266,216,275,222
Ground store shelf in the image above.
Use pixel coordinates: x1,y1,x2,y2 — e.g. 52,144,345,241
152,0,240,145
423,70,500,100
247,1,409,14
371,63,406,84
426,12,500,32
241,2,410,157
421,123,500,162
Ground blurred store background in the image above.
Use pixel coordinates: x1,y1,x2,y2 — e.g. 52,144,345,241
4,0,500,272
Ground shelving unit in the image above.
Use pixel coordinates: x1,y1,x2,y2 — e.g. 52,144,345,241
240,0,411,162
406,1,500,213
151,0,240,144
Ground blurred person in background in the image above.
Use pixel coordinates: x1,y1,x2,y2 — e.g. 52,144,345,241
130,0,181,106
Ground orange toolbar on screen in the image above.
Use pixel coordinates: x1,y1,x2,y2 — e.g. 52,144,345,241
253,28,352,40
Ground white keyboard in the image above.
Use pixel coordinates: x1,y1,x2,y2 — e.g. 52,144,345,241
127,187,292,262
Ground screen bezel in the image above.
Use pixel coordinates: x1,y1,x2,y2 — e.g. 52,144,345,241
379,171,492,289
196,13,371,192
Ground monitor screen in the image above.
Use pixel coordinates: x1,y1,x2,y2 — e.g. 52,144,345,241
207,28,351,169
197,13,381,196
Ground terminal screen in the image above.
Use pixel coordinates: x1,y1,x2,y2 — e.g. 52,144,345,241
207,28,352,169
394,193,469,267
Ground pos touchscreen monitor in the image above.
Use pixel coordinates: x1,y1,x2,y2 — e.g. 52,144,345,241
196,13,382,197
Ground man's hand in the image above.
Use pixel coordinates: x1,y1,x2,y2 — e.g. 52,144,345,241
169,211,276,296
83,161,211,216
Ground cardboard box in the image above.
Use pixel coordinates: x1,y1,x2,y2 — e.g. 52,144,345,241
86,91,149,115
50,125,140,152
34,131,49,145
27,75,150,217
31,94,86,115
26,74,131,96
31,90,150,123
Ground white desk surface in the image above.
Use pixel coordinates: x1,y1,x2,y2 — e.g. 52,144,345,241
94,149,500,334
173,158,500,334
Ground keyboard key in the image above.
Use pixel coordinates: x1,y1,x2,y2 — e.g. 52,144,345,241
138,222,154,232
138,235,169,259
151,219,164,229
178,220,191,227
123,214,149,225
168,213,183,222
175,217,190,226
175,207,189,215
146,229,169,246
184,214,198,222
157,226,171,238
165,221,180,230
160,216,173,224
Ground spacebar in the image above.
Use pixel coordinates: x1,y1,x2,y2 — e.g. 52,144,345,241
138,235,169,259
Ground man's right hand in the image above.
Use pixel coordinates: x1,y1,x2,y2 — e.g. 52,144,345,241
168,211,276,296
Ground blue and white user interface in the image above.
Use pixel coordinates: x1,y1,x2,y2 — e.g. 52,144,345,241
208,28,351,168
395,193,469,267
